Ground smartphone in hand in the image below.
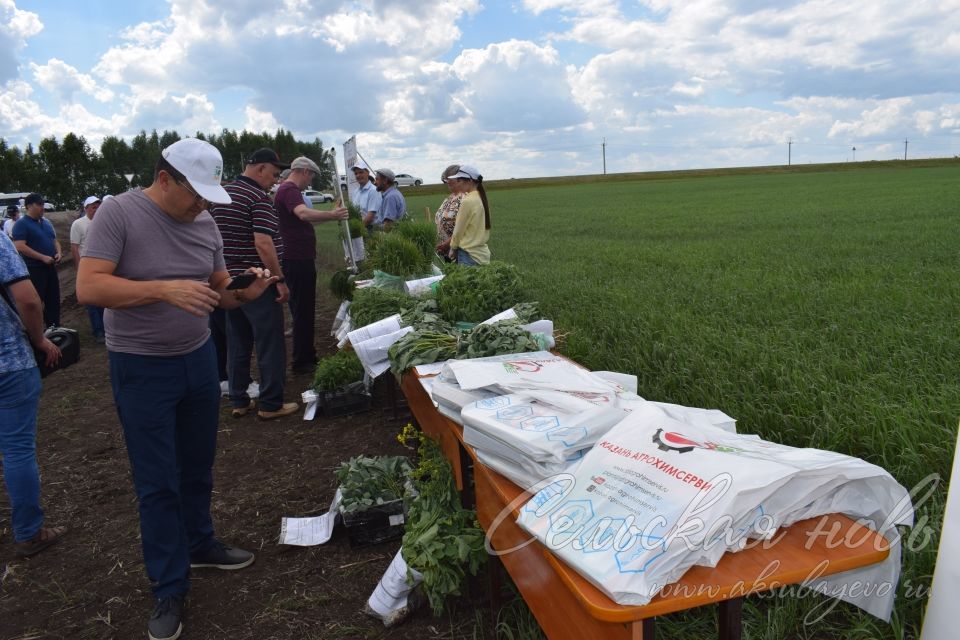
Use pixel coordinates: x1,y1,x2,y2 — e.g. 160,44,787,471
226,272,258,290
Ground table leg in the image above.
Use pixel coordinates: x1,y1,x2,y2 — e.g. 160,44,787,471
459,442,476,510
718,597,743,640
488,555,505,627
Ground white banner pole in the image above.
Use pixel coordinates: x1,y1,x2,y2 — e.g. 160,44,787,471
920,423,960,639
329,146,357,273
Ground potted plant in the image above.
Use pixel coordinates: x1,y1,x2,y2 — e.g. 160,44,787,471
312,350,370,417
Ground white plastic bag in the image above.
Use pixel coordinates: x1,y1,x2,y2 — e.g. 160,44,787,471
516,403,912,619
461,392,625,464
365,549,424,627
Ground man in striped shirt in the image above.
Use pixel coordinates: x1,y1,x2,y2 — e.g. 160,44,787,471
210,149,299,420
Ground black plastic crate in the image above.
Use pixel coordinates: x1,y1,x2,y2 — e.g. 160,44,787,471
340,499,406,548
320,381,372,417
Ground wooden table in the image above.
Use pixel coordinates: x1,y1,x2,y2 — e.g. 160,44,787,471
400,372,891,640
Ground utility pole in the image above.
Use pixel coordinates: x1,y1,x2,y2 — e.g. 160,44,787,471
904,139,909,161
602,138,607,175
852,146,856,162
788,138,792,166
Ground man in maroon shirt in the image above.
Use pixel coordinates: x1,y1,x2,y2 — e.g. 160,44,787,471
275,156,348,374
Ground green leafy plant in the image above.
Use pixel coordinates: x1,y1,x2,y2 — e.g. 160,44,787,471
511,301,542,324
336,455,413,514
368,233,431,278
394,219,438,259
345,200,363,221
347,216,367,239
329,269,355,301
389,330,459,375
349,287,410,327
398,426,486,615
399,298,452,333
312,350,365,392
457,321,541,359
436,262,527,323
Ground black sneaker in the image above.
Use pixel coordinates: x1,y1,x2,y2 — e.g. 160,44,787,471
148,594,184,640
189,540,255,570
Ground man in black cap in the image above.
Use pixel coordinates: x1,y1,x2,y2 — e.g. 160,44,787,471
12,193,62,327
210,149,299,420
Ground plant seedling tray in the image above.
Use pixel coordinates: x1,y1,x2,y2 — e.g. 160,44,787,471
340,499,406,548
320,381,372,417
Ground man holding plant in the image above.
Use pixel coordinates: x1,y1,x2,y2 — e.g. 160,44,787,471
275,155,349,375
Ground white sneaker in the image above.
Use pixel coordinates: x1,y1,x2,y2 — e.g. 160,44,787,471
220,380,229,396
247,382,260,399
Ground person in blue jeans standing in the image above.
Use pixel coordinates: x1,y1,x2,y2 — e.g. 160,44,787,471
0,232,63,558
11,192,62,327
76,138,280,640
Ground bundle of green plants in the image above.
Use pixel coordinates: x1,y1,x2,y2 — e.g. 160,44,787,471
397,424,485,615
399,298,452,333
511,301,542,323
347,216,367,240
388,329,459,375
368,233,431,278
388,321,541,374
349,286,410,327
329,269,355,301
312,350,365,392
456,321,541,359
336,455,413,514
345,200,363,221
393,219,438,259
436,261,527,323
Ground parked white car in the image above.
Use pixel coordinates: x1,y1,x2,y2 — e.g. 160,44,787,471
304,189,334,205
394,173,422,187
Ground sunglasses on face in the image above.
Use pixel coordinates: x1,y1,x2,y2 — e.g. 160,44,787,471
173,176,207,206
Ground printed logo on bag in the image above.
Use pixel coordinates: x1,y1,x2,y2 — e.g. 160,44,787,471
652,428,746,454
502,360,543,373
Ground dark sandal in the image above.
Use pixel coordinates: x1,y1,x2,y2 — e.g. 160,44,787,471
14,526,66,558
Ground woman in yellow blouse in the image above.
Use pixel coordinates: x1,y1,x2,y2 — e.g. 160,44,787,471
447,165,490,265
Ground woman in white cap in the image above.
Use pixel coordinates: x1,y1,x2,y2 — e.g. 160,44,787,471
447,165,490,265
434,164,464,261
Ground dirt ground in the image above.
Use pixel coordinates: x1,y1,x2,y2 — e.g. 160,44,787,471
0,212,504,640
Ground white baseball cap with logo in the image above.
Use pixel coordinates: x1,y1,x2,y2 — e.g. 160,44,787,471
83,195,100,207
161,138,231,204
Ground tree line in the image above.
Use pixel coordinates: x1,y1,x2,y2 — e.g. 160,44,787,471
0,129,335,210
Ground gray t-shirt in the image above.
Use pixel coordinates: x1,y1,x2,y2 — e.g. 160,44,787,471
83,189,226,356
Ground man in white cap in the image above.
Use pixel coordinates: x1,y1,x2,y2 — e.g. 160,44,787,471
351,161,381,232
374,168,406,231
275,156,348,374
76,138,278,640
70,195,104,342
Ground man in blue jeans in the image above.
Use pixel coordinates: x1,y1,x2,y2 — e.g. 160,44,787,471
210,148,298,420
12,192,62,327
0,232,63,558
76,138,279,640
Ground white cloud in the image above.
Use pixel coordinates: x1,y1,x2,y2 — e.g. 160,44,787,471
449,40,586,131
0,0,41,83
244,105,281,133
30,59,114,102
827,98,913,139
1,0,960,180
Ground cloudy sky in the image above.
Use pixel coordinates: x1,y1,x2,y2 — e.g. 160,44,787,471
2,0,959,182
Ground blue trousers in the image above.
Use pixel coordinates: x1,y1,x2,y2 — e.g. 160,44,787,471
226,285,286,411
109,339,220,598
0,366,43,542
86,305,105,338
456,249,479,266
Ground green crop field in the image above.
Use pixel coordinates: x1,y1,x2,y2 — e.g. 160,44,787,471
318,161,960,639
